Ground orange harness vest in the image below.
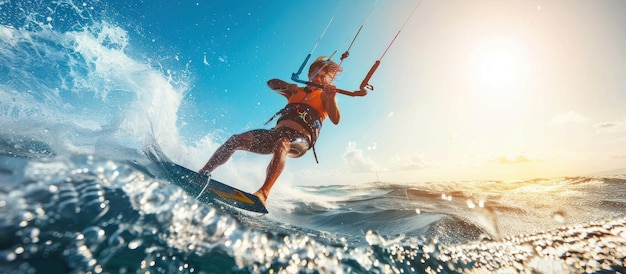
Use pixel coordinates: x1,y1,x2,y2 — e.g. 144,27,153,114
286,88,327,121
280,93,324,139
273,87,326,151
262,86,327,163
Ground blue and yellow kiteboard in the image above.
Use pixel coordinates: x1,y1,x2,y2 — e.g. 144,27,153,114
144,143,268,214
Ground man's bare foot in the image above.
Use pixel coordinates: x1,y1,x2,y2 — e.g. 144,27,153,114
253,190,267,207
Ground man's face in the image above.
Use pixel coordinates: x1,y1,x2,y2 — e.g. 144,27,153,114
309,70,335,85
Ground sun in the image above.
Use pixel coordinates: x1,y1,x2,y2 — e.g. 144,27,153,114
468,37,530,108
480,50,515,88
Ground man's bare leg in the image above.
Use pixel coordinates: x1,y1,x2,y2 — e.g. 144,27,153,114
254,137,290,205
199,132,254,174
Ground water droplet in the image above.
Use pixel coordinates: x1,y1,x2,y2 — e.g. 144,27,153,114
467,200,476,209
0,251,16,261
552,210,566,223
128,239,142,250
82,227,105,246
365,231,385,246
14,246,24,255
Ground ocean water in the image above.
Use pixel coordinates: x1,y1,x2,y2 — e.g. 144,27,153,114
1,1,626,273
2,155,626,273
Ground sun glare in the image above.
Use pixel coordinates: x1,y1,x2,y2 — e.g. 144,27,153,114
480,51,515,88
468,37,530,108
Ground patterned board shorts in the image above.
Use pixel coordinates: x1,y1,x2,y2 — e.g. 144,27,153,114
248,127,310,157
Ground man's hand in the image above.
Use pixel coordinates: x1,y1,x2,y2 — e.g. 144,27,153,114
321,84,337,97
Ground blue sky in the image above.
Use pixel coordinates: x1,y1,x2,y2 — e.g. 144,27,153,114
108,0,626,186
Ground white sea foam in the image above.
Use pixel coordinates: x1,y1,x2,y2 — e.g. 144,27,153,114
0,17,271,190
0,21,184,157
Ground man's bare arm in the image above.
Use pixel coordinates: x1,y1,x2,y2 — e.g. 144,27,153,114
322,85,340,125
267,79,297,99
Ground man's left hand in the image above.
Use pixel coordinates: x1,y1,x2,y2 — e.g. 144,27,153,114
321,84,337,96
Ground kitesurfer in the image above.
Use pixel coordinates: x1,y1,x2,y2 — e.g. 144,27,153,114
199,56,342,205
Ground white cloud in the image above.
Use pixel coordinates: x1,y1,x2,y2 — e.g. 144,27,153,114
387,112,394,118
550,111,590,125
390,153,431,170
594,118,626,133
492,154,534,165
342,142,384,173
367,142,377,150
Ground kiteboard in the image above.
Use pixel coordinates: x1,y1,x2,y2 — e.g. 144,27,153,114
144,143,268,214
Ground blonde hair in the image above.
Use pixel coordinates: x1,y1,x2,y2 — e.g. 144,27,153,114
308,56,343,76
